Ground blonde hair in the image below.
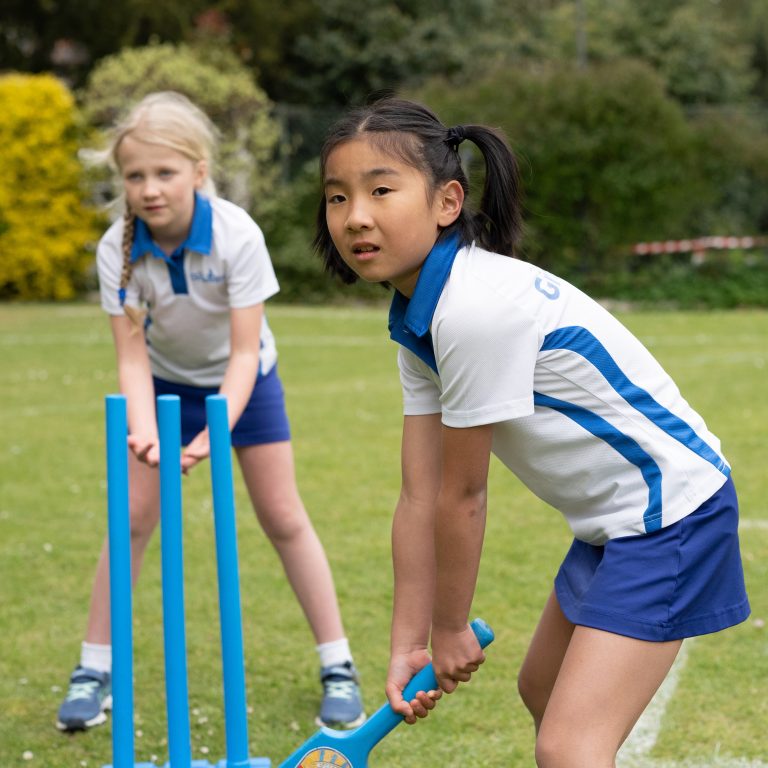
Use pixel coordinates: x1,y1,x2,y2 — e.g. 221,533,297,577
109,91,219,330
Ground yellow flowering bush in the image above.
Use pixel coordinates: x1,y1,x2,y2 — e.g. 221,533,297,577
0,74,103,299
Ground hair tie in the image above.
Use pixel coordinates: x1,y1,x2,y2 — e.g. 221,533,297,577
445,125,467,151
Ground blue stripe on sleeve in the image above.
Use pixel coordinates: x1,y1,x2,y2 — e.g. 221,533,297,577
533,392,663,532
541,326,729,476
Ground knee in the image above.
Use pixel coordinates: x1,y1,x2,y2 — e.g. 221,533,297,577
257,500,309,544
534,729,568,768
535,727,615,768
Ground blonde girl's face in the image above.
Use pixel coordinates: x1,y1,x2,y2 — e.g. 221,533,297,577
323,137,463,297
117,135,207,248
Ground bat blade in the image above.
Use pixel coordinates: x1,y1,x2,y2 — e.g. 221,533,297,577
278,618,494,768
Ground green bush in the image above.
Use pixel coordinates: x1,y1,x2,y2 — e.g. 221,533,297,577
590,250,768,309
257,160,335,303
0,73,103,300
416,60,701,276
685,107,768,234
80,42,280,217
412,59,768,307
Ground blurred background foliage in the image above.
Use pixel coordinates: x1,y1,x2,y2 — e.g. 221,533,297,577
0,73,102,299
1,0,767,305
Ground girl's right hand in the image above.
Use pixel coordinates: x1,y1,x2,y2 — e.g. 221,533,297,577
180,427,210,473
385,650,442,724
127,434,160,467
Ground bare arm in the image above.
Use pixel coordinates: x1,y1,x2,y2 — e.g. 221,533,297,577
386,417,494,718
391,413,443,651
430,423,494,692
181,304,264,470
386,413,443,720
110,315,159,465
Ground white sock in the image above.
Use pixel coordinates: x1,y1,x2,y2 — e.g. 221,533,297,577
316,638,352,669
80,641,112,673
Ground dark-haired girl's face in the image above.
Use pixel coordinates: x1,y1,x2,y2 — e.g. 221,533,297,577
323,137,462,296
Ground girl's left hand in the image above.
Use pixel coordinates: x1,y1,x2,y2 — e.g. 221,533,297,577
430,623,486,694
181,428,210,472
127,433,160,467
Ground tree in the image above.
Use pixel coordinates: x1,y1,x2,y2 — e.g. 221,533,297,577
0,0,210,87
512,0,757,104
79,42,280,214
281,0,496,107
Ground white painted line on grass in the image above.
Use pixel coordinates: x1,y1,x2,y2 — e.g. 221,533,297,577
740,519,768,530
617,626,767,767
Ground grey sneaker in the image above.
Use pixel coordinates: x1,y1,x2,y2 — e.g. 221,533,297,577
316,661,365,729
56,666,112,731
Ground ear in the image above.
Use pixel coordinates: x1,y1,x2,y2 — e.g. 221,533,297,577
194,159,209,190
436,179,464,227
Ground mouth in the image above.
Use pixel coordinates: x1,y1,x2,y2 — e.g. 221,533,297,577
350,243,379,262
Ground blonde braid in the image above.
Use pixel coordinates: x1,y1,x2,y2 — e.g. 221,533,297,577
119,207,146,333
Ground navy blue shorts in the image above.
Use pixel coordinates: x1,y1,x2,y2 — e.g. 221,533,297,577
152,366,291,447
555,476,750,641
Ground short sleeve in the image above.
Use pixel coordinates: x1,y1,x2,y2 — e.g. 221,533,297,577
398,347,442,415
433,292,541,427
224,216,280,309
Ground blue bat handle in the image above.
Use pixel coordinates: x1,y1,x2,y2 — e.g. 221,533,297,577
356,618,495,747
278,619,494,768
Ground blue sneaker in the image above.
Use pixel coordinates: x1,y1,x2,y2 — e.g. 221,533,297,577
56,666,112,731
316,661,365,729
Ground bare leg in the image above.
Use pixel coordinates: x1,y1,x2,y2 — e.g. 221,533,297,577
518,590,575,732
236,441,345,644
84,455,160,644
535,603,681,767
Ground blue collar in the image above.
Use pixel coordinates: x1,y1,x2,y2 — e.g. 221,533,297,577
388,232,462,373
130,192,213,263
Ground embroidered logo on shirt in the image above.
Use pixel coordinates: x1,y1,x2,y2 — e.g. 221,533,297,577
190,269,225,283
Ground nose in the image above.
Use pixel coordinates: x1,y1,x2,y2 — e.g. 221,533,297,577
345,199,373,232
142,177,160,199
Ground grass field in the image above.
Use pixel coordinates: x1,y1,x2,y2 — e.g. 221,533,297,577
1,302,766,768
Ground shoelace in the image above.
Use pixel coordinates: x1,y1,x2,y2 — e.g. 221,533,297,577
65,680,101,702
323,679,358,701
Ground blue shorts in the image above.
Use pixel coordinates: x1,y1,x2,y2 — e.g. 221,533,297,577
152,366,291,447
554,476,750,641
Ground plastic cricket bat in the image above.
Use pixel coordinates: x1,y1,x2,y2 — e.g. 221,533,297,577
278,618,494,768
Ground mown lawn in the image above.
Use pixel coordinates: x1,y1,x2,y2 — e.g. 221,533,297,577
0,303,765,767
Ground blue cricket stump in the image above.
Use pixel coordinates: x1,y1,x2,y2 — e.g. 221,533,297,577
103,394,269,768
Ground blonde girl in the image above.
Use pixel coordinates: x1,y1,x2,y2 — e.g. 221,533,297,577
57,91,364,733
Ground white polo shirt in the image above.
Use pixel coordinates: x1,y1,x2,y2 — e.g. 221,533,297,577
98,194,279,387
390,236,730,545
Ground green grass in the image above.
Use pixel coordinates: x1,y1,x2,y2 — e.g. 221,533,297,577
0,303,766,767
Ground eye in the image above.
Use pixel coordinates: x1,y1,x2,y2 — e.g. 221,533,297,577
125,172,142,182
372,186,391,196
326,193,346,204
158,169,175,178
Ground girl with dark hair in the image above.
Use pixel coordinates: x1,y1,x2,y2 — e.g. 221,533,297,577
316,97,749,766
